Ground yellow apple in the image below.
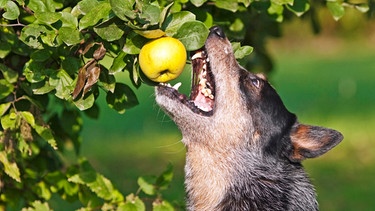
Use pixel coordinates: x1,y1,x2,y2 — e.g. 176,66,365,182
139,37,187,83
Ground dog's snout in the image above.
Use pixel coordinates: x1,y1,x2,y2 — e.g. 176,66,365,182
209,26,226,39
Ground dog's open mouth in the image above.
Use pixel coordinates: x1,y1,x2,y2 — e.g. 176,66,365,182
159,48,215,116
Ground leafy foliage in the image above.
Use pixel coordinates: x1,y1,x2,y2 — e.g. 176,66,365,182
0,0,370,210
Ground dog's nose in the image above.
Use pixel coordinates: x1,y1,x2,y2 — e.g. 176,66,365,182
209,26,226,39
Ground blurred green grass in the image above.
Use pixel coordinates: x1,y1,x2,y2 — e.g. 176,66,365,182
79,39,375,210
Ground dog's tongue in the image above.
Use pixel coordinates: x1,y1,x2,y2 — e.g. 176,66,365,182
193,92,214,112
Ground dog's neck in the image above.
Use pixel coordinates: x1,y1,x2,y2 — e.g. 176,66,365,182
184,142,239,210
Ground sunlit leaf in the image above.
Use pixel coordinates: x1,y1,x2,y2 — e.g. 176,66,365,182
109,0,136,20
153,200,174,211
109,51,127,74
215,0,239,12
68,170,117,200
94,21,124,41
0,79,14,100
134,29,166,39
138,176,156,195
232,42,253,59
163,11,196,36
35,12,62,24
139,3,160,26
2,1,20,20
174,21,209,51
286,0,310,17
21,200,52,211
327,1,345,21
190,0,207,7
79,2,112,30
118,194,145,211
0,151,21,182
123,32,148,55
27,0,55,13
59,27,82,46
0,102,11,116
0,63,18,83
73,92,95,111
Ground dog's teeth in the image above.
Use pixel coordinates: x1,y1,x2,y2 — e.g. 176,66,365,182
191,51,203,60
202,63,207,71
172,82,182,90
208,94,214,100
206,57,209,62
202,88,212,97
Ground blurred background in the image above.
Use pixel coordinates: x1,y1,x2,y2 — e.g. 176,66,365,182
79,10,375,210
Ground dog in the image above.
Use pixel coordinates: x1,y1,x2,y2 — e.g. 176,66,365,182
155,26,343,211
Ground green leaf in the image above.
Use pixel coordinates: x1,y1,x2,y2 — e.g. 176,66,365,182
60,11,78,28
153,200,174,211
73,92,95,111
1,112,19,130
174,21,209,51
34,124,58,149
286,0,310,17
68,171,117,201
118,194,145,211
20,111,35,127
21,200,52,211
23,62,45,83
163,11,196,37
190,0,207,7
30,49,52,62
0,63,19,83
0,41,11,58
355,3,369,13
0,151,21,182
35,12,62,24
215,0,239,12
229,18,244,32
99,66,116,93
32,81,55,95
2,1,20,20
20,24,48,49
327,1,345,21
139,3,161,26
137,176,156,195
53,69,74,100
123,32,148,55
27,0,55,13
59,27,82,46
33,181,52,200
232,42,253,59
0,102,11,116
79,2,112,30
155,163,173,190
0,79,14,100
94,21,124,41
106,83,139,114
109,51,127,74
109,0,136,21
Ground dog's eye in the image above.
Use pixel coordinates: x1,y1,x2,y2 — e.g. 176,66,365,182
251,78,260,88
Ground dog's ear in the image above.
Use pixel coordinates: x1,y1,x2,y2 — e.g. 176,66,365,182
288,124,343,162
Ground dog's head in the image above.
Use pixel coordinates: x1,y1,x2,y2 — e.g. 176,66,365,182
155,26,343,162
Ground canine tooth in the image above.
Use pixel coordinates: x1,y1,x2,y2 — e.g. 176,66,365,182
202,63,207,71
199,79,207,86
191,51,203,60
209,94,214,99
172,82,182,90
206,57,209,62
202,88,212,97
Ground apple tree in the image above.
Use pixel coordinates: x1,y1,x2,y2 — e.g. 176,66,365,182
0,0,370,210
